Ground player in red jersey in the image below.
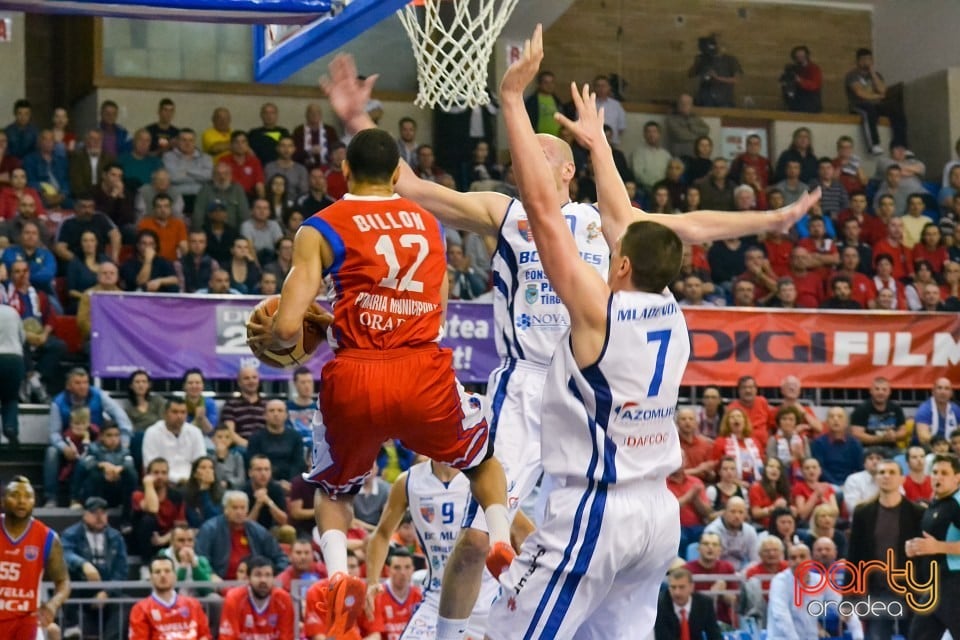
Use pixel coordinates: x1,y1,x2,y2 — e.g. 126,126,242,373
247,128,513,635
0,476,70,640
218,556,295,640
303,551,363,640
128,556,212,640
360,549,422,640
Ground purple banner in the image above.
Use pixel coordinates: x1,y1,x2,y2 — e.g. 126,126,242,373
90,292,497,383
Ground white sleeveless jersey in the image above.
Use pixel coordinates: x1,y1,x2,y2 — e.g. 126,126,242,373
541,291,690,484
406,462,472,593
491,200,609,367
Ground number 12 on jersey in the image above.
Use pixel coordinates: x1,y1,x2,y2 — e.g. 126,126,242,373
375,234,429,293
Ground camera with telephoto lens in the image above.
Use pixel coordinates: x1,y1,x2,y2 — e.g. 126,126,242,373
780,65,800,99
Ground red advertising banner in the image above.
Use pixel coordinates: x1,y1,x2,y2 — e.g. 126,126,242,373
682,308,960,389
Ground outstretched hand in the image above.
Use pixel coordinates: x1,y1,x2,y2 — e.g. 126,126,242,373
555,82,608,152
320,53,379,126
500,24,544,98
774,187,822,234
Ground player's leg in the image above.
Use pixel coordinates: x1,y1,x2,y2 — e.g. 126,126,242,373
399,592,440,639
511,510,536,550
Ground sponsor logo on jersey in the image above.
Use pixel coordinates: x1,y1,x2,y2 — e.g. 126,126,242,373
513,546,547,596
180,607,190,618
515,313,570,331
152,609,162,621
524,284,538,305
245,614,254,628
420,505,435,523
23,546,38,561
614,403,676,423
517,219,534,242
586,221,601,241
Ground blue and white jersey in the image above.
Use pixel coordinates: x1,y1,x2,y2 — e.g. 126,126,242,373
541,290,690,485
406,462,471,593
491,200,608,368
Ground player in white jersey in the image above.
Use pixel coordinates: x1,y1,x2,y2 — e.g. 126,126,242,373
321,53,819,639
488,29,822,639
363,461,500,640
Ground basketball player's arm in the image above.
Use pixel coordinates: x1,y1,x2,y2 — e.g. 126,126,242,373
502,27,609,359
271,225,332,347
557,86,824,246
320,53,506,236
40,537,71,626
365,472,409,611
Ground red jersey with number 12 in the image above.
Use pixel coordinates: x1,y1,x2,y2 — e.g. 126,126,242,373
303,194,446,351
0,514,56,622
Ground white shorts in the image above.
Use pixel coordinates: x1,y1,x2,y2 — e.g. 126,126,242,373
485,478,680,640
464,359,548,531
400,579,499,640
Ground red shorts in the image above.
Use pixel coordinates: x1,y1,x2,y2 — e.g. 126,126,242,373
305,345,490,495
0,614,39,640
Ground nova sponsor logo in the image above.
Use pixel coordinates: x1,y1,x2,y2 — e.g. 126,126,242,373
515,313,569,331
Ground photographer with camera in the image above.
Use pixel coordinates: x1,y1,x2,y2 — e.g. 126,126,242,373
780,45,822,113
688,34,742,108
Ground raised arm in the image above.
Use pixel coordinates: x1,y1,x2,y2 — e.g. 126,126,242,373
320,54,506,236
501,27,608,350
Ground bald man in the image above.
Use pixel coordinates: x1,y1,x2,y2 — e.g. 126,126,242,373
703,496,759,570
914,377,960,446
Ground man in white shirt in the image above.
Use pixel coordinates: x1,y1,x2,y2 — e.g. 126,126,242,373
842,447,883,515
593,75,626,145
141,397,206,483
631,122,672,192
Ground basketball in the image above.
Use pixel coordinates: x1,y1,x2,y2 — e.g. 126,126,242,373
247,295,330,369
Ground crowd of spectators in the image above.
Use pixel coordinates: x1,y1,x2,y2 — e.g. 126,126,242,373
0,44,958,638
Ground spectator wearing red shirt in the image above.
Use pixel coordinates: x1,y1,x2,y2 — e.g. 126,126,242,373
727,376,773,447
786,246,825,308
765,406,811,483
667,464,712,555
303,551,364,640
323,143,347,199
873,217,913,280
785,46,822,113
797,217,840,277
711,408,765,484
836,219,875,279
743,536,787,599
276,538,326,600
684,533,738,626
763,230,794,278
903,445,933,507
729,134,772,188
361,549,423,640
912,223,950,275
828,248,877,309
737,246,778,304
677,407,716,482
836,191,886,247
832,135,868,195
776,376,824,436
0,167,44,220
791,457,839,524
748,458,792,528
220,131,265,200
128,556,212,640
132,457,187,559
219,556,296,640
871,253,907,309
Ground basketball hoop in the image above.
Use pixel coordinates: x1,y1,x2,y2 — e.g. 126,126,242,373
397,0,519,111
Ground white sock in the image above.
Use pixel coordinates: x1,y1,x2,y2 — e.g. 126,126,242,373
484,504,511,547
318,529,348,576
436,615,469,640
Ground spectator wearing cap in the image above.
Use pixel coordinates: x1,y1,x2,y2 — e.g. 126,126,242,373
60,496,128,640
192,161,249,232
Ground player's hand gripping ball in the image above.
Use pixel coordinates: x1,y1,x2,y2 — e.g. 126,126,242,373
246,295,332,369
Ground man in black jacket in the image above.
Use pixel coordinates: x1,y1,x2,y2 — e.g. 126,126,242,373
655,567,722,640
848,458,925,640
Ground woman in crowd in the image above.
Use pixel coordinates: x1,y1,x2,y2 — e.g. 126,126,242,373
181,368,217,439
684,136,713,183
648,184,676,214
764,507,803,547
123,369,166,472
800,503,847,559
748,457,793,529
905,259,940,311
765,405,811,481
792,456,839,523
266,174,296,222
911,226,950,276
66,230,106,314
282,209,304,240
775,126,818,183
706,456,749,512
712,408,765,483
184,456,224,528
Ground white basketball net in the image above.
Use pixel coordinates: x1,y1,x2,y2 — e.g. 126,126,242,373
397,0,519,111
